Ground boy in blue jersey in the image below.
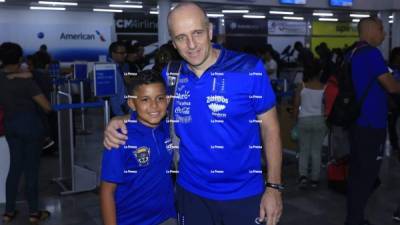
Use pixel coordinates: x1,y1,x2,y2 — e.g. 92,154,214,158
100,70,176,225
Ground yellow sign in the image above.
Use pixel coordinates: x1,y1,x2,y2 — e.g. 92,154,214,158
312,21,358,36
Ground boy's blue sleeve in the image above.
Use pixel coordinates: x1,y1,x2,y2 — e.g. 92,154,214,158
101,145,125,184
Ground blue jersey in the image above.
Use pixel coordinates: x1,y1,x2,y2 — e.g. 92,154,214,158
163,45,276,200
101,113,175,225
352,43,389,129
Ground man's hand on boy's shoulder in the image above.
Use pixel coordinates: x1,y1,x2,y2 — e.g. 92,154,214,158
6,71,33,80
104,114,130,150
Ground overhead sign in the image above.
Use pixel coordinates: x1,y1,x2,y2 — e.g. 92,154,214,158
0,23,111,61
93,64,117,97
312,21,358,36
268,20,307,35
114,14,158,33
225,18,267,35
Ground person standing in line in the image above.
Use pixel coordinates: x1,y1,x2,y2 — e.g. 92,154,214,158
292,60,327,189
0,42,52,224
346,17,400,225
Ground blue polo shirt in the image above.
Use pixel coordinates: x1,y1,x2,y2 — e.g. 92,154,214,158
101,113,175,225
163,45,276,200
352,43,389,129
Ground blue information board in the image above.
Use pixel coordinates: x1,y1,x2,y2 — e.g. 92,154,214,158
73,63,88,80
330,0,352,6
93,64,117,97
48,62,61,77
280,0,306,4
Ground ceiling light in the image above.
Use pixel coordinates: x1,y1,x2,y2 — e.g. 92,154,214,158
0,0,5,2
243,14,266,19
30,6,65,10
207,13,224,18
318,18,338,22
350,14,370,18
93,8,123,13
149,10,158,15
38,1,77,6
313,12,333,17
352,19,360,23
283,16,304,21
389,15,394,19
269,10,294,15
109,4,142,9
389,20,394,24
221,9,249,14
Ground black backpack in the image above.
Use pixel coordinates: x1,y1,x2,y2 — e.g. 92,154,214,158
327,44,375,128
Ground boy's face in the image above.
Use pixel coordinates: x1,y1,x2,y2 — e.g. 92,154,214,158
128,83,168,128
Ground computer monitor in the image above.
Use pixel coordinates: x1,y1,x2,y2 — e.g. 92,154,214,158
330,0,353,7
279,0,306,5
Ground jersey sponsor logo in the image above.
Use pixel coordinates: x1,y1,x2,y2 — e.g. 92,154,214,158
206,95,229,113
133,146,151,167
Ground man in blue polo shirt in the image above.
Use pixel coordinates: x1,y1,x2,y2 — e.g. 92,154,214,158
346,17,400,225
104,3,283,225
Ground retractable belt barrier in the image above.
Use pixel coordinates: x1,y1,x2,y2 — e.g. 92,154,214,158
52,85,105,195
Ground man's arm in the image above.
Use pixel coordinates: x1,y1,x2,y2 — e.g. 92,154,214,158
378,73,400,94
257,106,283,225
6,71,32,79
100,182,118,225
32,94,52,113
103,114,130,149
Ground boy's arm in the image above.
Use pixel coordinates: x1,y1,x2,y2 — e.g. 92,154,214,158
100,181,118,225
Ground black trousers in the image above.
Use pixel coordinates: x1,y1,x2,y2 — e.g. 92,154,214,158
345,125,386,225
4,113,44,213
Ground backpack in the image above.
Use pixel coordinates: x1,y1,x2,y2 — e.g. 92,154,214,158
326,43,374,128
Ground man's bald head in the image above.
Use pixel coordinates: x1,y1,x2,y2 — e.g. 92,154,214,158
357,16,385,47
167,2,209,36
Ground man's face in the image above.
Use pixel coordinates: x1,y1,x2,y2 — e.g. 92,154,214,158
111,46,127,64
128,83,168,128
370,20,386,47
169,6,213,68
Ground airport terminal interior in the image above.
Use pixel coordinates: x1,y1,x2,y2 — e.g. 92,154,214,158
1,0,400,225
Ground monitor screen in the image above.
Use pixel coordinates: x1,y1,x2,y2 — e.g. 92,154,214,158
280,0,306,4
330,0,352,7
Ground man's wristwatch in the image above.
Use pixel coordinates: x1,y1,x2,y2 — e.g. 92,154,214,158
266,182,285,192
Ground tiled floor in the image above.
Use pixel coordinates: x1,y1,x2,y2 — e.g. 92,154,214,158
1,109,400,225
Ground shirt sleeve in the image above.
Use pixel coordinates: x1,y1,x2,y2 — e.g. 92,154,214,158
369,48,389,79
101,145,126,184
251,60,276,115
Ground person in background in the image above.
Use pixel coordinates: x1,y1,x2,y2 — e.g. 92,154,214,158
346,17,400,225
152,42,181,73
0,42,52,224
108,41,129,117
292,60,327,189
261,48,278,81
388,47,400,159
294,41,314,69
126,44,142,74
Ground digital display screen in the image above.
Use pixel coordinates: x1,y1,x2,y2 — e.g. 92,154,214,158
280,0,306,4
330,0,352,7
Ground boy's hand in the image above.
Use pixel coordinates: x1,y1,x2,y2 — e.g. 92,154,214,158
103,115,129,149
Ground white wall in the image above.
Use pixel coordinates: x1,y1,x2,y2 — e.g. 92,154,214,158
0,9,116,41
